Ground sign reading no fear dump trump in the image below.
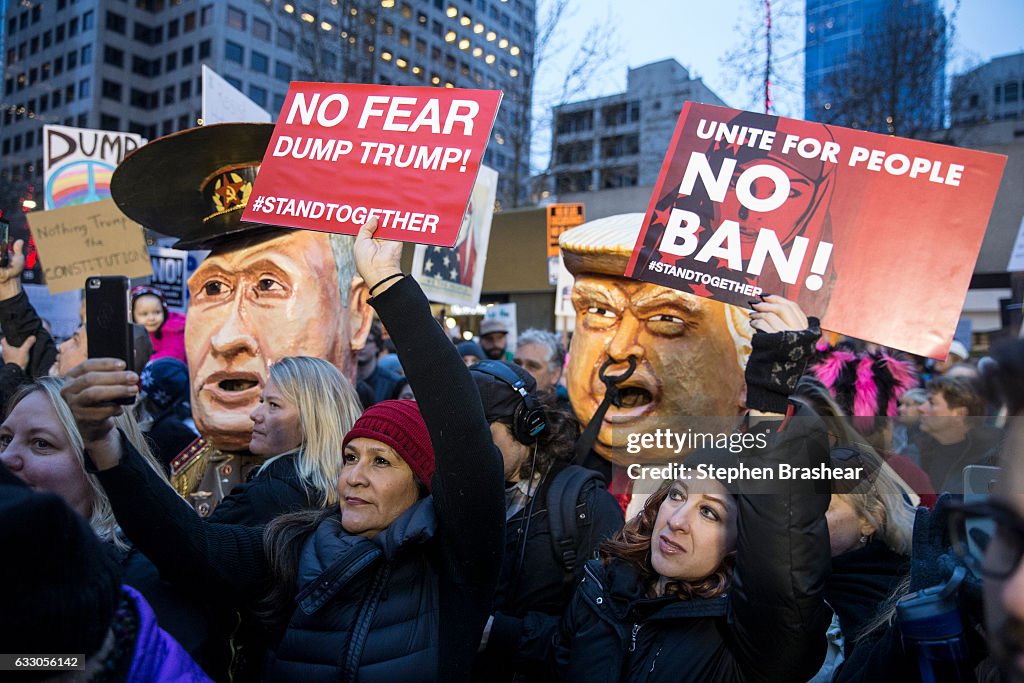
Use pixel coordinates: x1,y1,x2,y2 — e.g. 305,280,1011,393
242,82,502,247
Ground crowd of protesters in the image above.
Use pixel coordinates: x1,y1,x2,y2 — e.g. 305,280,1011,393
2,211,1024,680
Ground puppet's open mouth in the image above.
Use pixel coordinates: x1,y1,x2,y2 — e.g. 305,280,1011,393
219,378,259,392
618,387,653,408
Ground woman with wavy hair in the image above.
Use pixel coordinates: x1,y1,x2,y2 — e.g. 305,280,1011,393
1,377,165,548
0,377,213,669
554,296,833,683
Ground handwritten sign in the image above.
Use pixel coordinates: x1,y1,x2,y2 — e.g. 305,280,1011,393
627,103,1007,359
242,82,502,246
27,198,152,294
44,125,146,210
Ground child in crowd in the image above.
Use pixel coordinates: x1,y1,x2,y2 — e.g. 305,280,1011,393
131,286,187,365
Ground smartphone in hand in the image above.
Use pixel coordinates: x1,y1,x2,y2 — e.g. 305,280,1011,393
85,276,136,405
0,220,10,269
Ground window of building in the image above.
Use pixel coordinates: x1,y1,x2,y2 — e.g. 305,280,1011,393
179,79,192,99
224,76,242,90
166,52,177,71
177,114,190,129
201,4,213,25
399,29,410,46
76,113,87,127
184,11,196,32
182,45,194,65
277,29,294,49
78,78,90,99
39,93,49,111
1006,81,1020,103
274,61,292,82
7,17,15,35
69,16,79,36
134,22,163,45
383,20,394,36
168,18,179,38
251,50,268,73
30,36,39,54
272,93,286,114
102,79,123,101
253,18,270,41
162,119,174,135
227,6,246,30
43,30,52,48
106,11,126,33
104,46,124,67
198,40,211,59
995,85,1002,104
248,85,267,108
416,38,426,55
600,165,638,189
31,5,40,23
56,24,65,41
133,56,161,77
224,41,243,63
67,50,77,69
130,88,157,109
164,85,175,104
81,44,92,64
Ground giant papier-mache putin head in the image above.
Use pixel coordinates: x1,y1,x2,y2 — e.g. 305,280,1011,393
111,123,372,452
559,213,753,464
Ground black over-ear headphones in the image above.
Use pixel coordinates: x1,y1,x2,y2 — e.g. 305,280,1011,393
473,360,548,445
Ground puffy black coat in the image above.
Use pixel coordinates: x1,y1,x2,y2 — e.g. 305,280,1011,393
93,276,505,683
209,451,315,526
554,406,832,683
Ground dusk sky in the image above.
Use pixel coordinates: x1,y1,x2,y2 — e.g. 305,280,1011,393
533,0,1024,161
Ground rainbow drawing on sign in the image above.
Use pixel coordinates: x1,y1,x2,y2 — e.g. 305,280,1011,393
46,159,114,208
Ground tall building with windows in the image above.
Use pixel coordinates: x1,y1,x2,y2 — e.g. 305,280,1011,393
548,59,725,196
1,0,535,203
804,0,945,136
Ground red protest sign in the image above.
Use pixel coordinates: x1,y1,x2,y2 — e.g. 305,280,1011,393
626,103,1006,359
242,83,501,247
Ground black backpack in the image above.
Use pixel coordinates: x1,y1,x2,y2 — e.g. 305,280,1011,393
544,465,605,584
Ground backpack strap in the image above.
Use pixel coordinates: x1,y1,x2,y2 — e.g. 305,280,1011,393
546,465,605,582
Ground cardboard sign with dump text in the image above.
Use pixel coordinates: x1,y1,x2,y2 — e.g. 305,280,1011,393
626,103,1007,359
242,82,502,247
27,198,152,294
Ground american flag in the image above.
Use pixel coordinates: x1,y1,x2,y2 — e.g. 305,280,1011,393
422,215,477,285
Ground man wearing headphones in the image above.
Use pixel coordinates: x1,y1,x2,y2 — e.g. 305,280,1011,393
468,360,624,683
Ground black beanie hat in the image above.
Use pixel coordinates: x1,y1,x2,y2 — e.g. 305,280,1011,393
0,484,122,657
470,361,538,423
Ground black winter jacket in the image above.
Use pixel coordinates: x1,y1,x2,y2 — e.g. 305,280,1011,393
476,465,624,683
92,276,505,683
554,406,832,683
209,451,315,526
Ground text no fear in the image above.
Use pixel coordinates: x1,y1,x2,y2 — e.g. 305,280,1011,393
285,93,480,135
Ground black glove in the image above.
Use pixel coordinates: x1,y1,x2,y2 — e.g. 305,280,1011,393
745,317,821,414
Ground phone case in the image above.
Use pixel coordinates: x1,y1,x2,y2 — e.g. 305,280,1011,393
85,276,135,406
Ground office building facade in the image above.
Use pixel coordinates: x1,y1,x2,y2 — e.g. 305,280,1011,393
1,0,535,203
548,59,725,196
805,0,945,135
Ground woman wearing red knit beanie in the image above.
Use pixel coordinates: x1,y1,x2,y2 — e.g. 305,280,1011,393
61,219,506,683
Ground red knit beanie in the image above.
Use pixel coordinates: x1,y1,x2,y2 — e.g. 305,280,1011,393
342,399,435,491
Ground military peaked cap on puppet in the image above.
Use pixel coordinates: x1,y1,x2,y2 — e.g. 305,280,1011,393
559,213,645,277
110,123,277,249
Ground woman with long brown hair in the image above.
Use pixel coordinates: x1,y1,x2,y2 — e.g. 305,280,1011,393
554,296,833,683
